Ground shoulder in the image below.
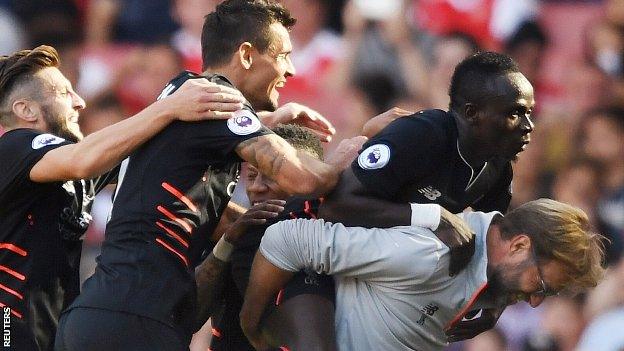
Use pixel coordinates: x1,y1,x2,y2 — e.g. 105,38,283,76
376,109,454,143
0,129,67,152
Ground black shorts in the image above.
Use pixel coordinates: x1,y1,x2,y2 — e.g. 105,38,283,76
55,307,188,351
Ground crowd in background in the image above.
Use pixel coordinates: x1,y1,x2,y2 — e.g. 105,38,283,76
0,0,622,350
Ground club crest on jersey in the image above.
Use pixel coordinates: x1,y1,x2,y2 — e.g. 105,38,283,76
31,134,65,149
227,110,261,135
358,144,390,170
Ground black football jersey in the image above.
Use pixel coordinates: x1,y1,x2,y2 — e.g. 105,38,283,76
352,109,512,213
70,72,273,338
0,129,115,350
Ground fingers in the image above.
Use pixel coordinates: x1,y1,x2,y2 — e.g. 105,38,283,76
200,101,245,113
305,127,333,143
298,109,336,135
245,200,286,220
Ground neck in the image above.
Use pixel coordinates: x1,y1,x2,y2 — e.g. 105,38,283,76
202,63,244,89
452,112,488,167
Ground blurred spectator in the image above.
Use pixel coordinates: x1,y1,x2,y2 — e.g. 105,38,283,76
522,332,559,351
0,7,25,54
111,44,184,114
578,107,624,263
278,0,350,141
577,260,624,351
12,0,82,48
551,158,603,228
428,33,479,109
79,91,126,136
86,0,178,46
538,296,586,351
171,0,220,72
585,21,623,78
504,21,555,107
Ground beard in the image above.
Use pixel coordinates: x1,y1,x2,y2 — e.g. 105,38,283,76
488,258,532,305
245,89,277,113
41,105,83,142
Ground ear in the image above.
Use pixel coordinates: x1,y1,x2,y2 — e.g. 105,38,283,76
238,42,254,70
508,234,531,255
12,99,40,123
463,103,479,125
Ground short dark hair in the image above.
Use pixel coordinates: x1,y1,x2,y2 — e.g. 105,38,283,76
448,51,520,113
273,124,323,160
0,45,60,125
201,0,296,70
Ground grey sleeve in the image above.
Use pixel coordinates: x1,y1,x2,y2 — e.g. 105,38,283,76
259,219,445,283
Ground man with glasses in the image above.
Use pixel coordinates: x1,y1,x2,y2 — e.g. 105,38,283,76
241,199,606,350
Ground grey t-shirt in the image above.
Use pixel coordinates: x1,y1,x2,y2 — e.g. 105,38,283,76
259,211,499,351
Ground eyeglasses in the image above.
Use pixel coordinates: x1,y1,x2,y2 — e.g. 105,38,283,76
531,248,559,298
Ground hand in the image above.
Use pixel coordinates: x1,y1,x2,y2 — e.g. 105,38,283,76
326,136,368,171
434,208,475,276
261,102,336,142
223,200,286,244
361,107,413,138
445,307,505,342
162,78,245,121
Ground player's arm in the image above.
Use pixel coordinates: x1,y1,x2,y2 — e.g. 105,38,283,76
30,78,245,182
194,200,285,329
321,169,475,276
234,134,363,198
320,168,413,227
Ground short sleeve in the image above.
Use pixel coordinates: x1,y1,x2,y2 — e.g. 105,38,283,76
351,112,448,200
0,129,71,193
157,71,274,159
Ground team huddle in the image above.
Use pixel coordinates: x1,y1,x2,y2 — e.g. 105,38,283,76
0,1,606,351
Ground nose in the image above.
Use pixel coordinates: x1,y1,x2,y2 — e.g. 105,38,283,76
529,294,545,308
521,114,534,133
70,90,86,110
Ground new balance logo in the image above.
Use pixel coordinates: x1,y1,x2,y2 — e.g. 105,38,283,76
416,303,439,326
418,186,442,201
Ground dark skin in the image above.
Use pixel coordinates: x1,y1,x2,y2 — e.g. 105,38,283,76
319,72,535,226
310,72,535,345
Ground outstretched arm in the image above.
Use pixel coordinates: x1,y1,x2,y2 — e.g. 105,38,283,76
235,134,364,198
30,78,245,182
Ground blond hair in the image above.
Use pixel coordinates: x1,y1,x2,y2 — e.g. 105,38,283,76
499,198,606,293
